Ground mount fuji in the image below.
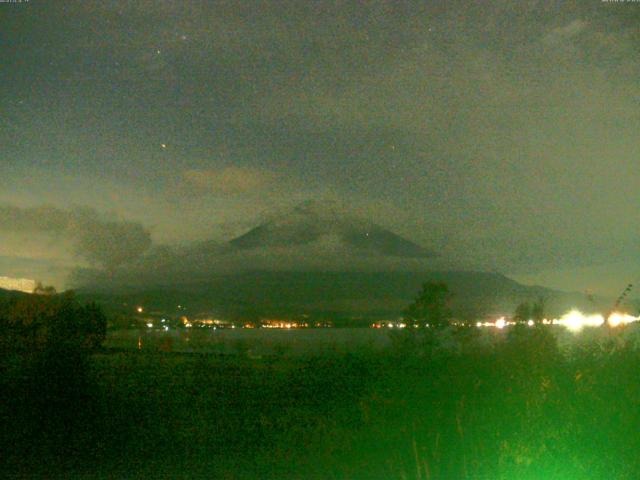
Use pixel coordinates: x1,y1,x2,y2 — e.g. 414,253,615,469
227,200,434,259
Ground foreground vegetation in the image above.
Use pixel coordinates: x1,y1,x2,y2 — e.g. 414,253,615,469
2,323,640,479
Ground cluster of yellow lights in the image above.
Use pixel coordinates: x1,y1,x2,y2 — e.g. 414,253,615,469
553,310,605,331
479,310,640,332
369,316,634,330
262,321,309,329
605,312,639,328
371,322,409,329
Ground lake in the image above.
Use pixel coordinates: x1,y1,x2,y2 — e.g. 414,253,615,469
106,323,640,357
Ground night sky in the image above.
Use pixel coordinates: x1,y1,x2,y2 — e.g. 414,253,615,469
1,1,639,295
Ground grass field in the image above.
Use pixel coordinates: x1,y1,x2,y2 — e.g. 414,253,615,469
3,326,640,479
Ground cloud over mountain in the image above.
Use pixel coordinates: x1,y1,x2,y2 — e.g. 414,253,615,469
71,200,445,289
0,204,152,272
229,200,434,258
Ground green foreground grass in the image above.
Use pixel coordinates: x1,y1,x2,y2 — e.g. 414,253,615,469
2,327,640,479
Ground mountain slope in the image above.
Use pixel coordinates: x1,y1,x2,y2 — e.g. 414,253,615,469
79,270,599,321
229,201,434,258
75,202,605,319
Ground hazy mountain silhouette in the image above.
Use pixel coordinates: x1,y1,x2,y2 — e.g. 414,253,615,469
77,269,608,321
73,201,607,319
229,200,434,258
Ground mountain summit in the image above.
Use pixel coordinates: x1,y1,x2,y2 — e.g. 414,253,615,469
229,200,434,258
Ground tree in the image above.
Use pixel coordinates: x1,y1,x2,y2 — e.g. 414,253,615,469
513,302,531,324
33,282,57,296
0,291,107,353
530,297,545,323
513,297,545,325
403,281,452,329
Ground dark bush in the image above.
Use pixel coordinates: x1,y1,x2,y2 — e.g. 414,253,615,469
0,291,106,354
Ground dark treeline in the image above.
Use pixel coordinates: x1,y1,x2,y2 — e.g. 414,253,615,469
2,287,640,478
0,291,108,475
0,289,106,353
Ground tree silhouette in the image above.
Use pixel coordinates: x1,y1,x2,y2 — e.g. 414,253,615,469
514,297,545,324
33,282,57,296
531,297,545,323
403,281,452,329
513,302,531,323
0,291,106,352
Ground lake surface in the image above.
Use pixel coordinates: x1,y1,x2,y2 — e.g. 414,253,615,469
107,327,395,356
106,323,640,356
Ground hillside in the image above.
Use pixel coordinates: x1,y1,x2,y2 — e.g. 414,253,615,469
73,202,612,320
77,270,604,322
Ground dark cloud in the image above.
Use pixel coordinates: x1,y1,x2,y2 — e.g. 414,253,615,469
0,205,151,271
